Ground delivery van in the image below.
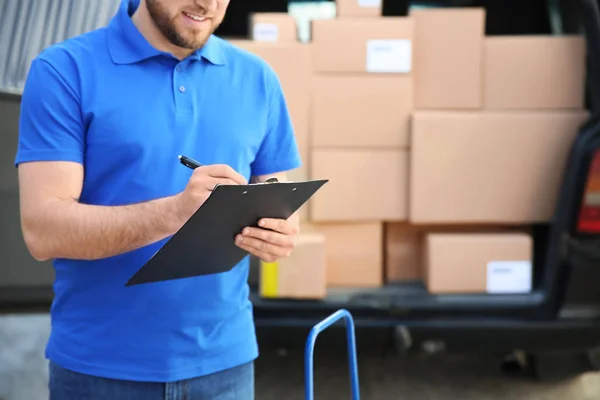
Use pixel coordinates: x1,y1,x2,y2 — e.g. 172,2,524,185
1,0,599,383
248,0,600,382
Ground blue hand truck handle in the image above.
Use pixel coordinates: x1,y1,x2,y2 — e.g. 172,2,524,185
304,309,360,400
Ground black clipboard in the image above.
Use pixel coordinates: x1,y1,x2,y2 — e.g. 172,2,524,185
125,178,328,286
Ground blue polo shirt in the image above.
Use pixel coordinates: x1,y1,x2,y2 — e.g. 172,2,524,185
15,0,301,382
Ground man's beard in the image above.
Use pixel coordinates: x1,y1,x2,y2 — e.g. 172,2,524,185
146,0,215,50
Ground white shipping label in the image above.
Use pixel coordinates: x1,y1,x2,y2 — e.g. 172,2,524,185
358,0,382,7
253,23,279,42
486,261,532,294
366,39,412,73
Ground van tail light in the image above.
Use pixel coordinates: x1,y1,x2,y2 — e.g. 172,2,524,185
577,150,600,233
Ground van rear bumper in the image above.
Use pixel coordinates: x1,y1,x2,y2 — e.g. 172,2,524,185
254,311,600,354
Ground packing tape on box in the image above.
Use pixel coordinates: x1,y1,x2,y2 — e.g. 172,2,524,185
260,260,279,298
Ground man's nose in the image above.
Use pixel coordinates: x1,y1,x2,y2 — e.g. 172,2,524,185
195,0,217,14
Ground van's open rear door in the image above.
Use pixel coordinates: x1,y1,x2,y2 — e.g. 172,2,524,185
543,0,600,315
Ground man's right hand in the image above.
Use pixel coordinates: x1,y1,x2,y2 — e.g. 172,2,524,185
175,164,247,219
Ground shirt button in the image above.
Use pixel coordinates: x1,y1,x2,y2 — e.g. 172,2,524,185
179,85,186,93
176,65,182,72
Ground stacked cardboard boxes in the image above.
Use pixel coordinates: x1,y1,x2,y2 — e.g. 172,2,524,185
308,0,412,291
402,8,587,295
231,4,588,299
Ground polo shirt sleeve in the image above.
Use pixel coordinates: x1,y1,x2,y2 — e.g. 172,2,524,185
14,57,85,167
250,70,302,178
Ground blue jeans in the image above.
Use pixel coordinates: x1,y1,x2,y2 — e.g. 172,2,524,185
48,361,254,400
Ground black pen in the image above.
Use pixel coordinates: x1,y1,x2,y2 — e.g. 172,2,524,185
178,154,203,170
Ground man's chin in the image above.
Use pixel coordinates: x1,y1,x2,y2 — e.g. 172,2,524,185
180,31,213,48
167,35,209,51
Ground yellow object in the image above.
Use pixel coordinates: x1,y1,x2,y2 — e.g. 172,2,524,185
260,261,279,298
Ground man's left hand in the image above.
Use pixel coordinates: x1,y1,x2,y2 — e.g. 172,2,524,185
235,216,299,262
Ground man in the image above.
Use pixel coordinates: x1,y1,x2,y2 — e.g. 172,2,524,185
15,0,302,398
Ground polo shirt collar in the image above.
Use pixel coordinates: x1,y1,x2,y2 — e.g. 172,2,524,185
107,0,225,66
195,35,225,66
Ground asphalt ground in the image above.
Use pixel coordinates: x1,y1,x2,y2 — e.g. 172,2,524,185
255,346,600,400
2,315,600,400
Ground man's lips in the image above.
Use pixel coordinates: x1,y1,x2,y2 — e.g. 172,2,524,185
182,10,208,22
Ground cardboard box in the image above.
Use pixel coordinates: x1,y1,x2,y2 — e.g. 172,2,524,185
336,0,382,18
310,149,409,221
250,13,298,42
383,223,522,283
259,232,326,299
424,232,533,294
410,111,589,224
311,75,412,148
385,223,422,282
411,8,485,109
316,222,383,287
484,36,586,110
311,18,413,73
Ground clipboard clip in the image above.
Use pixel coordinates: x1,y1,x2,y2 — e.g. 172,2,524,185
213,177,279,192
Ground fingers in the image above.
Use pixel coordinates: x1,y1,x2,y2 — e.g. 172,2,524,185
205,164,247,185
236,242,279,263
240,227,294,248
202,177,239,191
236,238,291,262
257,218,300,235
235,223,299,263
235,232,292,259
